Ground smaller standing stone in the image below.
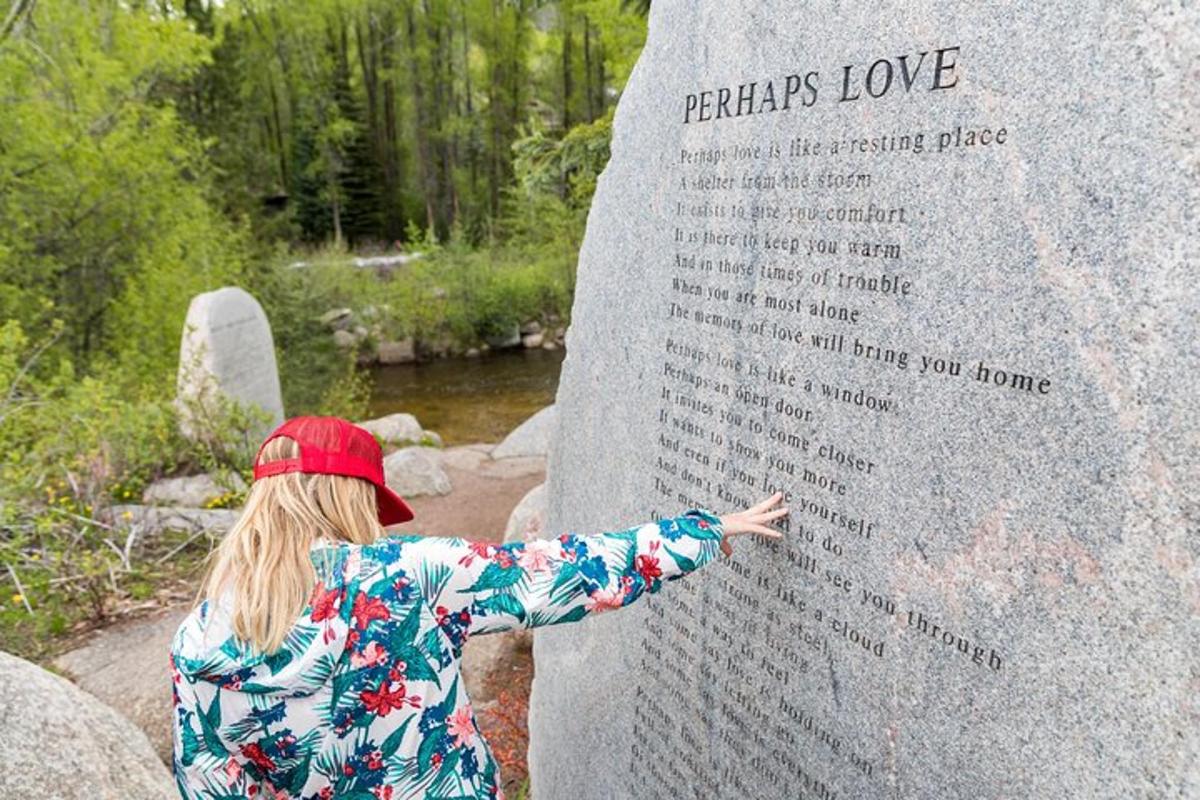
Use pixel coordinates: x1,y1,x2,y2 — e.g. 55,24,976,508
176,287,284,440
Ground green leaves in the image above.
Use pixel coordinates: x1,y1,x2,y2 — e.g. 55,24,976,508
463,561,524,593
664,544,697,573
197,691,228,759
476,591,526,622
379,716,414,759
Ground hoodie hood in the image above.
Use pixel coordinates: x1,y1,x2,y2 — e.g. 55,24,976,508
172,544,357,698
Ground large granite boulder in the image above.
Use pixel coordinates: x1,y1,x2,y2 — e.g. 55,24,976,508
503,482,547,544
54,607,188,765
491,405,556,459
0,650,176,798
383,446,452,497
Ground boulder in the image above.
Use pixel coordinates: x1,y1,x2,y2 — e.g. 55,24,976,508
142,472,245,507
504,483,547,544
358,412,426,446
383,446,452,497
519,320,542,336
465,348,481,358
492,405,556,459
484,325,521,349
439,443,495,472
472,455,546,480
461,629,532,710
542,340,559,351
521,332,545,349
54,607,188,765
319,308,354,330
106,505,240,536
376,338,416,364
0,650,176,799
332,328,357,349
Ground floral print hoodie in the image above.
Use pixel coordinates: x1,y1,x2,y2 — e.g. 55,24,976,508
170,508,724,800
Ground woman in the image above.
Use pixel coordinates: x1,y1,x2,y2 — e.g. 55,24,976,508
171,415,787,800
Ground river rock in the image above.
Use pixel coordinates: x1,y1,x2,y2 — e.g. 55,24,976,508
376,338,416,364
521,332,544,349
520,320,542,336
541,340,558,351
142,472,246,507
492,405,556,459
176,287,284,441
503,483,547,544
54,607,189,765
332,328,357,349
439,443,496,472
319,307,354,330
358,412,427,446
484,325,521,349
0,650,176,798
383,446,452,497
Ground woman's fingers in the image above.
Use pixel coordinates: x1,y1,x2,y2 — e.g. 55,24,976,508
745,491,785,515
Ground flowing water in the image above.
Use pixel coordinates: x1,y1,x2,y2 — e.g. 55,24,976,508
367,348,566,445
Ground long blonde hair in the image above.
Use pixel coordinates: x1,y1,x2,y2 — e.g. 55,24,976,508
200,436,384,653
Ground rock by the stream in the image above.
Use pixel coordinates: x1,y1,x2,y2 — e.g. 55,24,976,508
319,308,354,330
484,325,521,349
54,607,188,766
504,483,547,544
358,412,426,446
492,404,556,459
107,504,240,535
521,332,544,349
332,328,358,349
438,443,495,472
383,446,452,497
376,338,416,364
142,472,246,507
519,320,542,336
0,650,176,799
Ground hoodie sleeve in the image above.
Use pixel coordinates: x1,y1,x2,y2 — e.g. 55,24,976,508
417,508,725,640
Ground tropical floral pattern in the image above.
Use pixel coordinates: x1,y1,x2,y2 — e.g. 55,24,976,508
171,508,724,799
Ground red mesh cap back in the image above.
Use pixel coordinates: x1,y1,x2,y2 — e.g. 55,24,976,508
252,416,414,525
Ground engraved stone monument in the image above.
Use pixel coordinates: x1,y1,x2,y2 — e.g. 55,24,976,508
529,2,1198,798
177,287,284,439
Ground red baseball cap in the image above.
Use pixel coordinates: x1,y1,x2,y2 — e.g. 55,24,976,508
252,416,414,526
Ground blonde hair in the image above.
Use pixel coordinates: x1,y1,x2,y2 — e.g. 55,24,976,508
200,436,385,653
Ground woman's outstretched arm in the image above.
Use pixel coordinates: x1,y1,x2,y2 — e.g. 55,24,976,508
417,493,788,640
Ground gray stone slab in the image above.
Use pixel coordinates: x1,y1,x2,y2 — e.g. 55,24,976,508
528,4,1199,799
176,286,284,439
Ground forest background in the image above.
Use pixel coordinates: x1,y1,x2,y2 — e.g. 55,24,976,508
0,0,649,658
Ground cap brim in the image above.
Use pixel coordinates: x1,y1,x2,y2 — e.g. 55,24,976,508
376,484,415,526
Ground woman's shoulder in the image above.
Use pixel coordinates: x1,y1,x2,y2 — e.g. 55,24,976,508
312,534,474,586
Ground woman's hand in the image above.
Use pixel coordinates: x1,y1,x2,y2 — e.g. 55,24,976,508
717,491,788,556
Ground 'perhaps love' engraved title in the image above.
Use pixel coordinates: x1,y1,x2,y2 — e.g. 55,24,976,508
682,46,961,124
